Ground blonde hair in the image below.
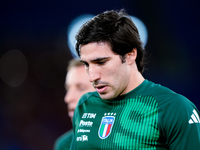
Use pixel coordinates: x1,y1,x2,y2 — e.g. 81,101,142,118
67,59,83,71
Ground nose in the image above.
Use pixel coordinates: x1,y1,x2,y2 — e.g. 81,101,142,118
88,65,100,82
64,89,75,104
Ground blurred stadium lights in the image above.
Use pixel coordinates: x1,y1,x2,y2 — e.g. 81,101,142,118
67,14,148,58
67,14,94,58
130,16,148,48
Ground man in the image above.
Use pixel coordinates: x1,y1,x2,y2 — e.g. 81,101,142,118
70,9,200,149
54,59,94,150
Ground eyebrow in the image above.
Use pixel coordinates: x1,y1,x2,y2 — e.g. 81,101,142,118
80,57,110,64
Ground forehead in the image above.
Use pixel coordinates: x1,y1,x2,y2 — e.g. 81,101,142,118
66,66,89,85
80,42,115,61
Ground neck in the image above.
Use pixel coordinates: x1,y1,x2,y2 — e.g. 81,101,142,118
121,69,145,96
130,71,145,90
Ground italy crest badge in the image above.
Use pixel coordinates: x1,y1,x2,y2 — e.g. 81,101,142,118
98,113,115,139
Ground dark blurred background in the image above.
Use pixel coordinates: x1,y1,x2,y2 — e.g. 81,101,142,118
0,0,200,150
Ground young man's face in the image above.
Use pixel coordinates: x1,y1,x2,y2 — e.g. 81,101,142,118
64,66,94,120
80,42,131,100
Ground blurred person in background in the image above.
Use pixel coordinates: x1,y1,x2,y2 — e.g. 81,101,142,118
54,59,94,150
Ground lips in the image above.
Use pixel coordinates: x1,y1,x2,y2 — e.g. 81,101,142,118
68,111,74,119
68,106,75,118
95,85,107,93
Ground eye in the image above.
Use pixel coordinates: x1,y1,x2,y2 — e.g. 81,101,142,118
97,60,106,65
78,85,86,91
82,62,89,68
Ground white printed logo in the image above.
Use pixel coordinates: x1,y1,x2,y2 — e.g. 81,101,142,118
77,129,90,133
188,109,200,124
77,135,88,142
79,120,93,127
82,113,96,119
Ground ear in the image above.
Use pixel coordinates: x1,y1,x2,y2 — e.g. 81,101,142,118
126,48,137,65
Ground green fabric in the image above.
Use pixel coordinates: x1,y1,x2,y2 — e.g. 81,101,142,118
54,129,73,150
70,80,200,150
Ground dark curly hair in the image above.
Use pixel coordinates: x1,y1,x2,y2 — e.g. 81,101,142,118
75,9,146,73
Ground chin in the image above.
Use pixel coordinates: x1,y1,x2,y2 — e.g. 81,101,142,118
99,93,115,100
